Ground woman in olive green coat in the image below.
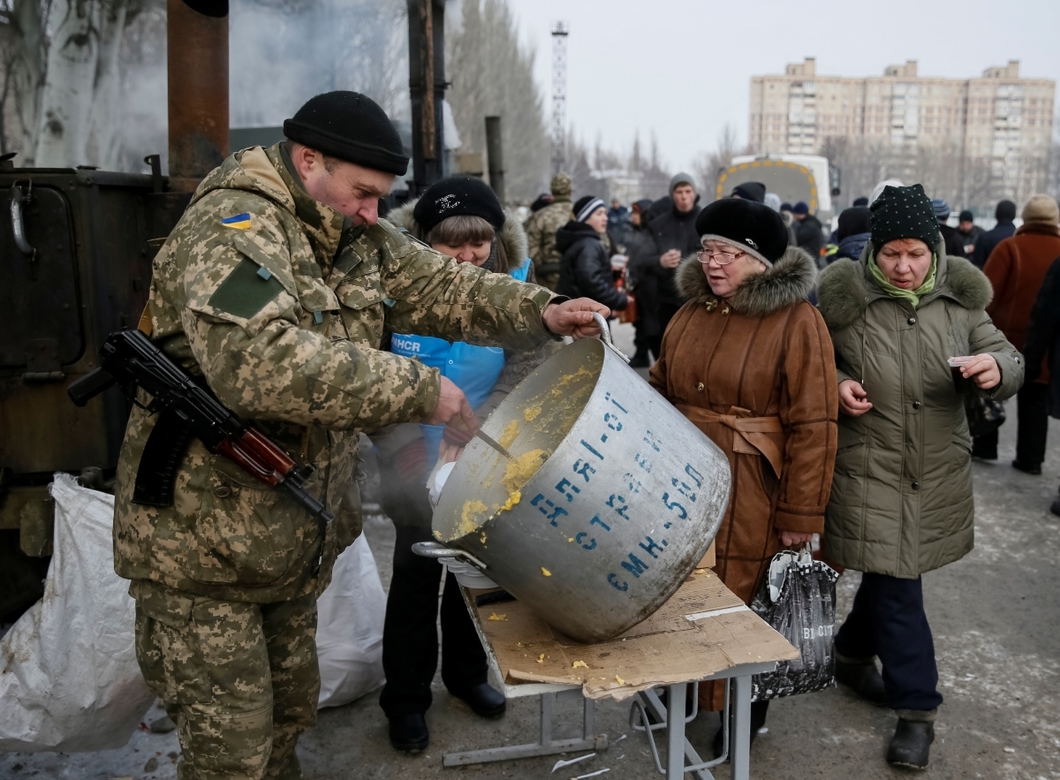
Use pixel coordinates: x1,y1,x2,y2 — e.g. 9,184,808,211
816,184,1023,771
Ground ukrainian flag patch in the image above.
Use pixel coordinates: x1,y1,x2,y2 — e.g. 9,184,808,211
221,212,252,230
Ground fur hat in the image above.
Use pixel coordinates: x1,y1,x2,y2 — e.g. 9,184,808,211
283,91,408,175
695,198,789,267
870,183,940,251
412,176,505,235
1021,194,1059,226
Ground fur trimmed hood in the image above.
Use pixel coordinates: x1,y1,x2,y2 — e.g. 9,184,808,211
817,237,993,331
387,198,529,271
675,245,818,318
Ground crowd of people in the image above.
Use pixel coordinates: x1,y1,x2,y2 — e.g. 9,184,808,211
513,174,1059,770
108,86,1058,779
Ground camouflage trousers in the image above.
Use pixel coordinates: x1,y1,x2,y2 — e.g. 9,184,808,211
134,584,319,780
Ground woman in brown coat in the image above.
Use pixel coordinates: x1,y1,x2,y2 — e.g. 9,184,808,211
649,198,838,746
977,194,1060,472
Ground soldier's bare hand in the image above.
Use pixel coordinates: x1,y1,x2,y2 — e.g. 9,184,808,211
542,298,612,339
426,377,479,438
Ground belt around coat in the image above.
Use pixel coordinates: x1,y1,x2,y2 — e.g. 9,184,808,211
675,404,786,478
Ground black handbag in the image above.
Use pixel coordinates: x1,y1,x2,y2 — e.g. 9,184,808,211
965,391,1006,438
750,547,839,701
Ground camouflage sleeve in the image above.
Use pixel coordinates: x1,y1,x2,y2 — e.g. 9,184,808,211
375,221,560,351
172,203,441,430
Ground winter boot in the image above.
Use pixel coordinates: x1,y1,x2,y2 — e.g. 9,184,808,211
835,652,887,706
887,710,936,770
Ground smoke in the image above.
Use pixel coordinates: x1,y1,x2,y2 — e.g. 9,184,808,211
109,0,410,174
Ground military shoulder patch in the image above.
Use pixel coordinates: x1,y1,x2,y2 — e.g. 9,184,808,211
221,212,252,230
208,257,284,319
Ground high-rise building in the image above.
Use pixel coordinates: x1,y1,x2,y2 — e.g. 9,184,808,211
749,58,1055,209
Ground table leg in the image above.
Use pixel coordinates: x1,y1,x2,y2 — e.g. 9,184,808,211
729,675,752,780
665,683,686,780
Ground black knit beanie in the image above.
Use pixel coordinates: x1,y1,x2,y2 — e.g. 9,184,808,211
995,200,1017,221
412,176,505,235
870,183,940,252
837,206,872,241
732,181,766,203
283,91,409,175
695,198,789,266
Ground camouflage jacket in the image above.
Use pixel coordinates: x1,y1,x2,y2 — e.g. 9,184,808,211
525,198,573,288
114,144,557,603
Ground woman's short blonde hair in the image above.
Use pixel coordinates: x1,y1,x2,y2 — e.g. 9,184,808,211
426,214,508,273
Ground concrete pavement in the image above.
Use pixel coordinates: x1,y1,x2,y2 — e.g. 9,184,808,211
3,322,1059,779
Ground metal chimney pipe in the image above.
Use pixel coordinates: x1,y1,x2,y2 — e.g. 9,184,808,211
485,116,505,203
167,0,229,193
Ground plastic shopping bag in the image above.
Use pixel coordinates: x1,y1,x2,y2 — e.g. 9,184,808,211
315,534,386,708
750,546,839,701
0,474,154,752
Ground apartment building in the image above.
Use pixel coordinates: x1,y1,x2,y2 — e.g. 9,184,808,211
749,58,1055,206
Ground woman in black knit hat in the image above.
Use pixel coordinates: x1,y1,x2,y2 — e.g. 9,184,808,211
371,176,556,753
816,183,1023,770
555,195,628,312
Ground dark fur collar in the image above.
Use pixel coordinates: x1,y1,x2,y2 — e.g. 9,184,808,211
387,199,529,266
817,238,993,330
675,246,818,317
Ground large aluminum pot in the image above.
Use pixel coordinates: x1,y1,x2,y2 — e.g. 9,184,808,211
430,331,732,643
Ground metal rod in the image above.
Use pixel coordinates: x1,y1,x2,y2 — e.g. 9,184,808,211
167,0,229,192
485,115,505,202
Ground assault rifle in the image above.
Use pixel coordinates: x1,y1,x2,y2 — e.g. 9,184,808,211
68,329,332,529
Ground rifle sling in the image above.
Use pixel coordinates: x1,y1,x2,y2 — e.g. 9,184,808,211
133,408,195,507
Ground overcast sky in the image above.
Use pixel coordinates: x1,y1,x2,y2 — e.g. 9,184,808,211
504,0,1060,173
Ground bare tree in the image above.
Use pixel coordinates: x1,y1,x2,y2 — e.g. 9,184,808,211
446,0,549,201
0,0,48,161
693,122,750,201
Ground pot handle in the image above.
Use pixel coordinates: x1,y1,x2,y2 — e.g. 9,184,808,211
411,540,489,571
591,311,630,363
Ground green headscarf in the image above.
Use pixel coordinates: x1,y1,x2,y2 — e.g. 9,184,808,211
869,251,937,308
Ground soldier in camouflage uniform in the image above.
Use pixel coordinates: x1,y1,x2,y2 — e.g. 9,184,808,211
524,172,574,291
113,91,608,780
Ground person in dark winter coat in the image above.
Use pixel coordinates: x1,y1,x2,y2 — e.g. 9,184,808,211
375,176,559,753
832,206,872,262
974,194,1060,470
1022,251,1060,515
650,197,837,750
792,201,825,263
971,200,1017,268
932,198,966,258
817,183,1022,772
645,173,702,355
625,198,659,365
955,210,984,257
557,196,628,312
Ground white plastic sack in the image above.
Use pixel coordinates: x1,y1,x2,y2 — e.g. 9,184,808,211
0,473,154,751
315,534,386,708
